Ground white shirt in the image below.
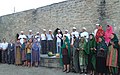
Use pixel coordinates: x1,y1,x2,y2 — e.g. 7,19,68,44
56,34,62,42
1,42,8,50
63,33,70,40
47,34,54,40
18,34,27,44
71,31,79,45
94,29,98,37
27,34,33,39
71,31,79,38
80,31,89,42
35,35,41,42
41,34,47,40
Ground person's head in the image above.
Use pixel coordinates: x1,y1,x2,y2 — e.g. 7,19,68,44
72,27,76,32
65,30,68,34
49,30,52,34
21,31,24,35
17,39,20,43
29,38,33,43
43,29,46,34
98,37,104,42
81,37,85,43
33,38,37,43
63,35,66,41
58,30,60,34
3,38,6,42
36,32,40,35
29,30,32,35
10,39,14,43
96,24,100,29
23,38,27,43
98,25,102,30
82,27,87,32
89,34,94,40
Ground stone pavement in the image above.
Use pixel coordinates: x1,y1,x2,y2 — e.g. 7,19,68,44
0,64,88,75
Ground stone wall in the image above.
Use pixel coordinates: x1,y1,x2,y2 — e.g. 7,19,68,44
0,0,120,40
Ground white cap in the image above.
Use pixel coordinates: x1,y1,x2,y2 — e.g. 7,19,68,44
36,32,39,34
29,30,32,32
43,29,46,31
73,27,76,29
65,30,68,32
21,31,24,33
58,30,60,32
49,30,52,31
82,27,86,30
96,24,99,26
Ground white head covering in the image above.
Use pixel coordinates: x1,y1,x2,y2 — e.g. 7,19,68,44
82,27,87,30
73,27,76,29
29,30,32,32
65,30,68,32
58,30,60,32
49,30,52,32
21,31,24,33
43,29,46,31
96,24,99,26
36,32,39,34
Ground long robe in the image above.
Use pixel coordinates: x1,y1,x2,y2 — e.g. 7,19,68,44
87,34,96,71
15,42,21,65
72,38,79,73
106,33,119,74
78,37,88,70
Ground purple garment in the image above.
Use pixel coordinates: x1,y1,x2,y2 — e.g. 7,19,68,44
32,42,40,63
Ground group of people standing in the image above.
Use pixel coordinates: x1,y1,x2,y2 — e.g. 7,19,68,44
60,24,120,75
0,24,120,75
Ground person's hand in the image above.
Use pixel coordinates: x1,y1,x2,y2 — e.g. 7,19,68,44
71,44,73,47
91,48,93,50
76,48,79,51
100,48,104,50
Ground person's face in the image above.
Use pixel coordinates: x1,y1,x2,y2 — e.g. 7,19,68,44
98,37,102,42
29,32,32,34
3,38,6,42
63,36,66,41
21,33,23,35
72,29,76,32
110,34,114,39
29,39,32,43
17,40,20,43
89,35,93,40
49,31,52,34
107,25,110,30
58,31,60,34
96,25,99,29
23,39,26,43
81,38,84,43
65,31,67,34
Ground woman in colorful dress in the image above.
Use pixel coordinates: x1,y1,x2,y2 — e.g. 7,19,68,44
87,34,96,75
96,37,108,75
78,37,88,74
61,36,70,73
104,25,114,45
96,25,105,43
26,38,32,67
15,39,22,66
32,39,40,67
106,33,119,74
21,39,27,66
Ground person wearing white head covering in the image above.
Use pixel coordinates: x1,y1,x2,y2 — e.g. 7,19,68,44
41,29,47,54
56,30,62,53
80,27,89,42
94,24,100,36
47,30,54,53
27,30,33,39
63,30,70,40
18,31,27,44
35,32,41,42
71,27,79,45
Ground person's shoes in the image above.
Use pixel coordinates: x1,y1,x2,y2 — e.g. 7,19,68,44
63,69,66,72
66,70,70,73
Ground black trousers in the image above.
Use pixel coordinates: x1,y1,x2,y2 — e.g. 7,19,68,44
47,40,54,53
8,51,15,64
2,50,7,63
41,40,47,54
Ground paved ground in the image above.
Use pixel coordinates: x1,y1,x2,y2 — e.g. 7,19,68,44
0,64,85,75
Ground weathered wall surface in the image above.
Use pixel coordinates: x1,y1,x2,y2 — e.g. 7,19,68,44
0,0,120,40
